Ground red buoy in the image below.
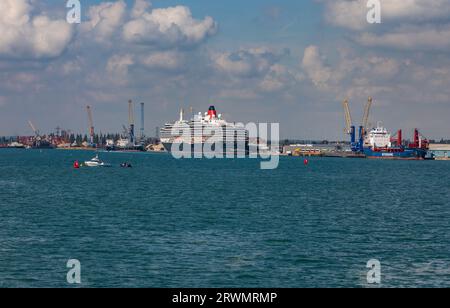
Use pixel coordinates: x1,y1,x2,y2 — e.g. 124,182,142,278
304,159,309,166
73,161,80,169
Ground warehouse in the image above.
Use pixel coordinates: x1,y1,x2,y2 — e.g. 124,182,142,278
429,144,450,160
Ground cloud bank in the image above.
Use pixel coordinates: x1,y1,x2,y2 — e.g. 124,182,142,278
1,0,450,139
323,0,450,51
0,0,73,59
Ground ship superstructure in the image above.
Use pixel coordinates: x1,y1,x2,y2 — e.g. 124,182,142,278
160,106,249,156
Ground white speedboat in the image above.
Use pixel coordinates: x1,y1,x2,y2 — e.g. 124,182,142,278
7,142,25,149
84,155,112,167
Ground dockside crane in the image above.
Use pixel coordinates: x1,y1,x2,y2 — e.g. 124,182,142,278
86,105,95,146
341,99,365,153
28,120,51,148
343,99,353,135
28,120,40,139
361,97,373,137
342,99,357,150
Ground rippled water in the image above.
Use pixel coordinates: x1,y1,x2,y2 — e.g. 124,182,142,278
1,149,450,288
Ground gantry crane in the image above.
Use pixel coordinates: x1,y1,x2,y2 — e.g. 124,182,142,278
341,98,370,153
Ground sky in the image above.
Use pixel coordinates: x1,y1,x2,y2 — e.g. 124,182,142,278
1,0,450,140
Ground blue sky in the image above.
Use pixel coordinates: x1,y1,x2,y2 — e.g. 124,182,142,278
1,0,450,139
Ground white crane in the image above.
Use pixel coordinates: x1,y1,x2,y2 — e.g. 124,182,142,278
28,120,41,140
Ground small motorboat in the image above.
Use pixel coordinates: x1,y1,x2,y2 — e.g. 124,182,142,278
120,162,133,168
84,155,112,167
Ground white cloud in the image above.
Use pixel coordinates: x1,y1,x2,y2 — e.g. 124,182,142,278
323,0,368,31
61,58,83,76
322,0,450,51
81,1,217,48
0,0,73,59
301,45,332,88
105,50,185,85
367,57,400,78
379,0,450,21
208,47,299,100
324,0,450,31
260,75,284,92
213,48,278,78
106,54,134,83
1,71,43,93
131,0,151,19
259,64,297,93
357,24,450,50
335,53,402,81
212,47,295,94
123,4,217,47
299,45,407,103
216,89,260,100
82,0,127,41
140,51,185,71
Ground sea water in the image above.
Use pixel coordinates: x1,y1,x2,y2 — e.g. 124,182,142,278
0,149,450,287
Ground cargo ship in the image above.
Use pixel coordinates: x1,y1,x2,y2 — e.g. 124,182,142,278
30,139,55,149
363,125,428,160
160,106,249,156
105,138,145,152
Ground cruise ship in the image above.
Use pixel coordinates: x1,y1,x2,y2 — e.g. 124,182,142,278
160,106,249,156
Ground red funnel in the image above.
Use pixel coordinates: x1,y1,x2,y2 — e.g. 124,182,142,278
207,106,217,119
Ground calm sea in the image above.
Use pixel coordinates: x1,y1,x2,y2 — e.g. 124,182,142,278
1,149,450,287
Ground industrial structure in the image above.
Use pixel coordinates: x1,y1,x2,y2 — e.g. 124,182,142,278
128,99,135,145
140,102,145,143
106,100,146,151
342,97,430,159
2,96,444,159
342,98,372,153
428,144,450,160
28,120,54,149
86,105,96,147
